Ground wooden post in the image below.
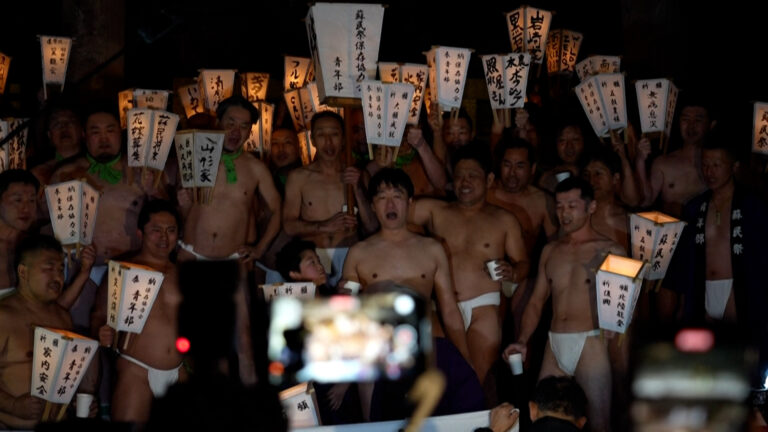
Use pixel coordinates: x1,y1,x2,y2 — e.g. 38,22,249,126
42,401,52,422
55,403,68,421
343,107,356,217
122,332,132,351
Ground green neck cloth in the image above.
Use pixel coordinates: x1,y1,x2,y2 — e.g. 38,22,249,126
221,147,243,184
86,153,122,185
394,149,417,169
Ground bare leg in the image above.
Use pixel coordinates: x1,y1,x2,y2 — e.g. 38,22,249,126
111,358,154,423
234,269,256,385
537,340,568,380
466,305,501,386
574,336,612,432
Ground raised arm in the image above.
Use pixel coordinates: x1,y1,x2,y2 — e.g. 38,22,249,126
57,245,96,310
635,137,662,207
611,132,642,207
407,127,447,192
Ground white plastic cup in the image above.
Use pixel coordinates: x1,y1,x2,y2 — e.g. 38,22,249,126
555,171,571,183
76,393,93,418
344,280,361,295
508,353,523,375
486,260,502,281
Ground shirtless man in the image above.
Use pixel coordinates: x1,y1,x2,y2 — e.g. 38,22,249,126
503,177,624,432
269,128,302,197
431,107,473,180
178,96,281,262
635,98,714,216
31,106,84,186
0,170,40,294
50,108,169,264
283,111,377,285
583,150,629,251
342,168,483,419
0,235,74,429
488,137,558,253
367,125,447,198
410,145,529,389
538,124,586,194
94,200,184,423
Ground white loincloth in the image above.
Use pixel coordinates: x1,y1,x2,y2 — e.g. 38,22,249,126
315,247,349,287
548,329,601,376
177,240,241,261
457,292,501,331
120,353,181,397
705,279,733,320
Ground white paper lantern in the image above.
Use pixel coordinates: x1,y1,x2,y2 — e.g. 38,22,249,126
635,78,679,139
178,83,205,119
596,254,647,333
575,76,609,137
118,89,135,130
306,3,385,103
2,118,27,170
505,6,552,65
31,327,99,405
45,180,99,248
753,102,768,155
297,130,315,166
0,120,8,172
126,109,179,171
284,88,312,132
133,89,170,110
39,35,72,99
377,62,400,84
434,46,472,110
546,29,583,75
260,282,316,301
244,101,275,155
240,72,269,102
575,55,621,82
0,52,11,95
198,69,236,114
481,53,531,110
361,80,414,147
629,211,686,281
174,130,224,189
424,48,438,114
596,73,627,132
284,56,313,91
279,382,321,428
107,260,165,333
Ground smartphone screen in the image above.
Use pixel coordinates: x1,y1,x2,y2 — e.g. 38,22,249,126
268,292,429,385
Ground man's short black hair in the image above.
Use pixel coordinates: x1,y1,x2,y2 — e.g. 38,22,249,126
276,238,318,281
0,169,40,198
310,110,345,133
367,168,414,202
441,107,473,132
45,103,82,132
83,102,120,126
216,96,260,125
452,142,493,176
701,125,739,163
137,199,181,233
584,148,621,175
554,176,594,202
493,135,536,177
534,376,588,420
678,90,716,123
15,234,62,270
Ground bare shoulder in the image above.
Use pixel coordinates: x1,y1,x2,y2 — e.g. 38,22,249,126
50,157,89,182
242,152,270,173
286,165,312,183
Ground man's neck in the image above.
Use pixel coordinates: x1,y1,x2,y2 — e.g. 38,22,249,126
380,226,411,242
0,219,21,241
565,222,596,243
88,152,120,164
58,145,80,159
135,250,172,270
456,198,486,213
313,158,341,173
711,179,735,203
17,288,55,313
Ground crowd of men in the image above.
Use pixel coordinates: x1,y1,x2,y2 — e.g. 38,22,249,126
0,83,765,432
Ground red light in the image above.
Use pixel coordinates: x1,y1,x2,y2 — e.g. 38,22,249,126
675,328,715,353
269,361,285,376
175,337,191,353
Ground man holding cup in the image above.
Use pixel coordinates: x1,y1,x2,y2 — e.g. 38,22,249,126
410,144,529,398
503,178,624,432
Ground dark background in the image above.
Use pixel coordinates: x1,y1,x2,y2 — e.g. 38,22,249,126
1,0,767,143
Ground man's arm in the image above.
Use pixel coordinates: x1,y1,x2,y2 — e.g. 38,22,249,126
57,246,96,310
611,133,642,207
0,314,44,421
407,127,447,192
504,213,530,282
339,244,362,288
407,198,438,232
636,138,663,207
433,242,470,360
346,167,378,235
248,161,282,260
541,192,559,240
503,244,553,361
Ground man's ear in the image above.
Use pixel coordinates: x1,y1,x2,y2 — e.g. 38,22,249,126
531,162,537,176
136,229,144,243
528,401,539,422
576,416,588,429
288,270,302,281
486,172,495,188
17,263,27,286
588,199,597,214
